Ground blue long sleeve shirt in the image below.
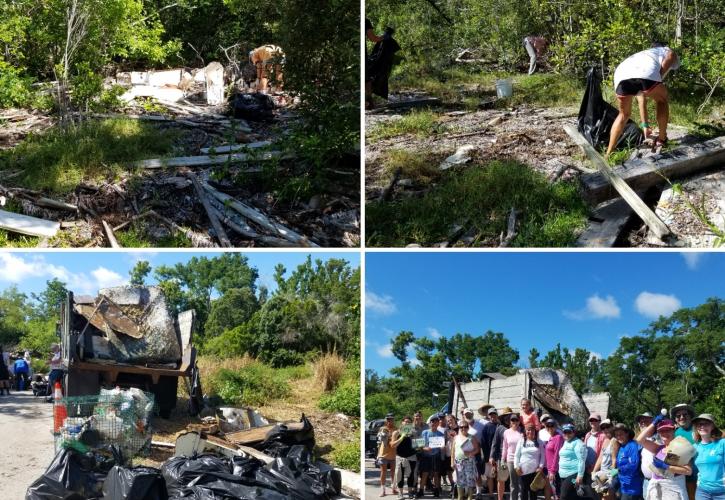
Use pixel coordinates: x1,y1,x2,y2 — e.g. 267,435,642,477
616,440,644,496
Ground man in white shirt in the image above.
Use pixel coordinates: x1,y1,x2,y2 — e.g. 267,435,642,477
606,44,680,157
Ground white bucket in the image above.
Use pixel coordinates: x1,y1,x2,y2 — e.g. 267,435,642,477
495,79,513,98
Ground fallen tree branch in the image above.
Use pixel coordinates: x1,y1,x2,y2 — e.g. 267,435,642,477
146,210,217,248
101,220,120,248
380,167,402,202
186,172,232,247
131,151,280,169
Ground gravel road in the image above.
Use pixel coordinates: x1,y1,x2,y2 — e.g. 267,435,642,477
1,390,55,500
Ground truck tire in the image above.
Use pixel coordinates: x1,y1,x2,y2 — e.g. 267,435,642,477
152,376,178,419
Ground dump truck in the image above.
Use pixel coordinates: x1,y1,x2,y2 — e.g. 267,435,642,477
59,285,200,418
451,368,610,431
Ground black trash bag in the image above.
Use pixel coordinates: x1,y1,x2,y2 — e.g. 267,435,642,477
102,466,168,500
231,93,275,122
26,448,108,500
258,414,315,458
164,454,289,500
395,435,414,458
282,445,341,497
578,67,643,151
368,28,401,99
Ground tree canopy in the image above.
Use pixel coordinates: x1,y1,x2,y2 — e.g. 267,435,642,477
366,298,724,424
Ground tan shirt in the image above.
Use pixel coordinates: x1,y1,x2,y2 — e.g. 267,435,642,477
250,45,284,64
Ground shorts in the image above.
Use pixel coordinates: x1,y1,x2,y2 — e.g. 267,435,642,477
615,78,660,97
378,457,395,466
419,454,441,473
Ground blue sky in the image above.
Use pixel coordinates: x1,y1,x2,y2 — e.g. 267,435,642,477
365,251,723,375
0,251,359,298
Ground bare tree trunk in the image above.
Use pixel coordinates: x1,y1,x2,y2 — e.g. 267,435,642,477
57,0,89,129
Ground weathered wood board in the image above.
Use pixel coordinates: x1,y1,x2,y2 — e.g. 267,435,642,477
132,151,279,169
576,197,635,247
0,209,59,237
581,136,725,205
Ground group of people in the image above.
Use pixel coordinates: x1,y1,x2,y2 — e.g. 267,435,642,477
0,344,64,399
377,399,724,500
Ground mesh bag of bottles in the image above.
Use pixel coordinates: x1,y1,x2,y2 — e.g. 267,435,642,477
54,387,155,461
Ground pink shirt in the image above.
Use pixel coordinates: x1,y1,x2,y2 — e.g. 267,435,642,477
502,428,523,462
521,410,542,430
545,433,565,472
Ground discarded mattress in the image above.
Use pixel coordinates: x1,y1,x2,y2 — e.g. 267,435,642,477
74,286,181,364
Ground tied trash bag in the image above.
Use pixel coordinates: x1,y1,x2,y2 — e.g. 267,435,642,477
231,93,275,122
368,28,401,99
274,445,342,498
26,448,107,500
578,67,643,151
102,466,168,500
259,414,315,457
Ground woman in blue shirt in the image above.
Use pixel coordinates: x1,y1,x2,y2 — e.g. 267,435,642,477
558,423,587,500
693,414,725,500
613,423,644,500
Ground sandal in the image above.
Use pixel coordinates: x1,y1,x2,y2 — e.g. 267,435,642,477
651,136,669,152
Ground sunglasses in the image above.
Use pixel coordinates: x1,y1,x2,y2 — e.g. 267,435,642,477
461,425,469,429
675,413,689,419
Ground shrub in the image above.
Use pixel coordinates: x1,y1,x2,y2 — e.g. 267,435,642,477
328,437,360,472
318,379,360,416
314,352,346,392
31,358,50,374
211,364,290,407
0,60,33,108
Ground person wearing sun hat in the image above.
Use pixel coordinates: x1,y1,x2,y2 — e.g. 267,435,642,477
480,408,501,499
692,414,724,500
636,414,693,500
592,419,619,500
635,412,657,495
491,407,515,500
672,404,698,500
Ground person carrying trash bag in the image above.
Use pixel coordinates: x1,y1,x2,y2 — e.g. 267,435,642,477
672,404,699,500
606,43,680,157
636,414,694,500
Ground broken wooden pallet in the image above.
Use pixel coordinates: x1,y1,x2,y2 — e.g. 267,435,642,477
563,124,671,240
576,197,635,247
0,209,59,237
581,135,725,205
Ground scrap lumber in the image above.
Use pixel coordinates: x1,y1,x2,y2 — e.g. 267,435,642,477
101,220,121,248
580,135,725,205
563,124,671,240
131,151,279,169
209,204,295,247
202,183,318,247
499,208,518,247
224,424,276,446
186,172,232,247
576,197,635,247
199,141,272,154
0,209,60,237
146,210,217,248
0,185,78,212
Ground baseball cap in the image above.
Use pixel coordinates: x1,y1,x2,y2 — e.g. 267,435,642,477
589,413,602,421
463,408,474,415
562,423,575,432
657,419,675,431
488,407,498,415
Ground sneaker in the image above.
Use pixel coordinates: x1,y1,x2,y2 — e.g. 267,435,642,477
416,490,424,498
433,488,440,498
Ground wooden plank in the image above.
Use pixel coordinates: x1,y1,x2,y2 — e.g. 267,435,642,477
224,424,276,445
186,172,232,247
0,209,59,237
102,220,121,248
72,359,184,377
581,135,725,205
563,124,671,240
199,141,272,155
576,197,635,247
132,151,280,169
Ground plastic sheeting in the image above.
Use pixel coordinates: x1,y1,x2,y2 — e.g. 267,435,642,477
577,68,643,151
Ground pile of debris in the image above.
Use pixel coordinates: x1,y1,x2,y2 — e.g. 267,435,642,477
0,108,55,150
26,414,358,499
0,63,359,248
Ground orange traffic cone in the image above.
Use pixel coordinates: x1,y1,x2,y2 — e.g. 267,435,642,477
53,381,67,433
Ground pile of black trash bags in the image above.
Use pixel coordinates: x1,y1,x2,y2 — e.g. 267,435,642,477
26,417,341,500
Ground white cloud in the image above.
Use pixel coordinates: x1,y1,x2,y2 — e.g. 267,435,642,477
681,253,704,270
366,291,397,315
92,267,127,289
410,358,422,367
376,344,394,358
589,351,602,361
564,294,621,320
635,291,681,319
427,327,441,339
0,252,89,292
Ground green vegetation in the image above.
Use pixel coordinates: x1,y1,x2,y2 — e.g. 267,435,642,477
380,148,443,184
318,379,360,416
367,298,724,426
366,160,588,247
328,437,361,472
209,362,292,407
0,118,179,194
368,110,443,142
115,223,192,248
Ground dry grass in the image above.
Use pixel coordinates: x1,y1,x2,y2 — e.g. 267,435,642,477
314,352,346,392
196,354,256,380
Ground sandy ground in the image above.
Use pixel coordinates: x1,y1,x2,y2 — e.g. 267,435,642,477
0,390,55,499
